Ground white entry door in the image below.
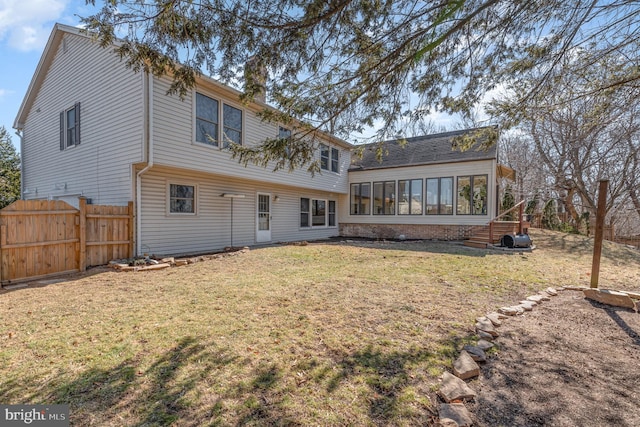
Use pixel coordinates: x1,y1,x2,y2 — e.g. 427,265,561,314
256,193,271,242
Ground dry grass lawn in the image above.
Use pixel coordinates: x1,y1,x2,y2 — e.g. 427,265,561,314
1,229,639,425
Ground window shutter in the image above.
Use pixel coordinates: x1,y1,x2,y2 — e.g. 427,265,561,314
60,111,65,150
74,102,81,145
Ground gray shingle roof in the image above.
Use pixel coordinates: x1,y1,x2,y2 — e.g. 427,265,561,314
350,128,497,171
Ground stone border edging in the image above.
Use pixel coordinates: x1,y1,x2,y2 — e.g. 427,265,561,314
436,286,561,427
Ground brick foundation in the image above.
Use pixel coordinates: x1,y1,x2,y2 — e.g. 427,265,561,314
340,223,476,241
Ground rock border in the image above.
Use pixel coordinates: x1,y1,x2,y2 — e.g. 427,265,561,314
436,287,561,426
436,286,640,425
109,247,251,272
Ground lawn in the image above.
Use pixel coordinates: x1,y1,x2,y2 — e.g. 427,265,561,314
1,229,639,426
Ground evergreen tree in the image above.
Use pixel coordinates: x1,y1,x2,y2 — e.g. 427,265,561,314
500,185,515,221
0,126,21,208
541,199,560,230
82,1,640,170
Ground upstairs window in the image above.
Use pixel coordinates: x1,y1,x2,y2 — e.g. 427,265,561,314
331,147,339,172
196,93,219,146
279,126,292,140
320,144,329,170
320,144,340,172
222,104,242,147
195,92,244,148
60,102,80,150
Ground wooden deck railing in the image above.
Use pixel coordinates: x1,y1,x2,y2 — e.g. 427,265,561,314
488,200,527,244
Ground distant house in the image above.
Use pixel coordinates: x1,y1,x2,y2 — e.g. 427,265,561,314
13,24,513,256
341,130,514,241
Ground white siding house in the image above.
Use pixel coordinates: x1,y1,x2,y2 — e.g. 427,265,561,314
14,24,511,257
340,130,507,241
14,24,350,256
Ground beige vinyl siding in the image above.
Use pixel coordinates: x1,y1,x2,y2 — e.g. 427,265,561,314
139,166,340,256
21,33,143,207
150,77,350,194
342,159,497,226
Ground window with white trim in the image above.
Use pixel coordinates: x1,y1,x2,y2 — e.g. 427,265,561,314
169,184,196,214
300,197,335,227
320,144,340,173
312,199,326,226
59,102,80,150
320,144,329,170
331,147,339,172
328,200,336,226
300,198,310,227
222,104,242,147
196,93,219,146
195,92,243,148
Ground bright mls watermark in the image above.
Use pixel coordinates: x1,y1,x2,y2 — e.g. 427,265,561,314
0,405,69,426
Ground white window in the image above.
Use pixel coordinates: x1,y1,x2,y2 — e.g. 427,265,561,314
300,198,336,228
195,91,243,148
195,93,219,146
320,144,340,173
222,104,242,147
320,144,329,170
331,147,339,172
169,183,196,214
59,102,80,150
328,200,336,227
278,127,291,140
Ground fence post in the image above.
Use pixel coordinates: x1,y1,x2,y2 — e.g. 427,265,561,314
79,197,87,271
128,201,134,258
590,180,608,289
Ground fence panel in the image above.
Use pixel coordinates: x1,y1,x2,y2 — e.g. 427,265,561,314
85,202,133,267
0,200,79,283
0,199,133,285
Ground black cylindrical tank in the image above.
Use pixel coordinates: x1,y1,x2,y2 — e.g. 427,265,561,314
501,233,532,248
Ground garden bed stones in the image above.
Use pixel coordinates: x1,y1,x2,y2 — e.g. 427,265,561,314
109,246,251,272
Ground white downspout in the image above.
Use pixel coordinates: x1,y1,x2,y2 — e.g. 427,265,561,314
136,72,154,255
14,128,24,198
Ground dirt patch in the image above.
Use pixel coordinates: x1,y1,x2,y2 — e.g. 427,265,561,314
471,290,640,426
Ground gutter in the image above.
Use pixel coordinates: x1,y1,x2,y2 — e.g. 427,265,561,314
136,72,154,256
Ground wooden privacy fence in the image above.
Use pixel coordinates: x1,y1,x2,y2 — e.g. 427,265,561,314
0,198,133,285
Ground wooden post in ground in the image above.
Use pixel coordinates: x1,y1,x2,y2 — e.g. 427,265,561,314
518,202,524,234
78,197,87,272
590,180,608,289
128,201,134,258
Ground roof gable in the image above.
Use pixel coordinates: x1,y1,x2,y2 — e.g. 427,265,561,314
13,24,87,129
350,128,498,171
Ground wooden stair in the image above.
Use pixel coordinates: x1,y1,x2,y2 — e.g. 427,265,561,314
464,201,530,249
464,222,522,248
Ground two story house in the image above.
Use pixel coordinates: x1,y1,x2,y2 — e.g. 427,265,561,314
13,24,351,256
13,24,512,257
